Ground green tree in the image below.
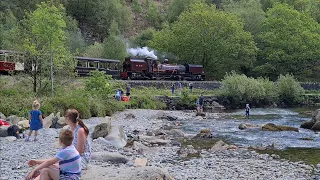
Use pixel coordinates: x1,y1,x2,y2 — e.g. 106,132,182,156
63,0,131,42
167,0,205,23
22,2,73,93
103,21,127,60
258,3,320,81
149,3,257,80
82,42,104,58
132,27,156,47
222,0,266,37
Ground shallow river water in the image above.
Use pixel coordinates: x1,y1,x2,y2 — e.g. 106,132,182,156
181,108,320,149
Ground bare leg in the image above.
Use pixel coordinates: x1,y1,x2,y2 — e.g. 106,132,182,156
34,131,38,141
28,130,33,137
39,168,59,180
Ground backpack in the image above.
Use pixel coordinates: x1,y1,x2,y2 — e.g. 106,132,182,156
7,125,20,138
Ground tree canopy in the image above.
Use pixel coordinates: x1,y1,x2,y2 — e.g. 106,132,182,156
149,3,257,80
257,3,320,81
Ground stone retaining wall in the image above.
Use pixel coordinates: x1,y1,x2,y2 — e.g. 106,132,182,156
117,80,320,91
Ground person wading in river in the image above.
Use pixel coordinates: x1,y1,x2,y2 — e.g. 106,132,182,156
245,104,250,119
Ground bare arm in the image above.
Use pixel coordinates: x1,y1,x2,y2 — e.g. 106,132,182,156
33,157,59,172
25,157,59,180
76,128,86,155
39,115,43,121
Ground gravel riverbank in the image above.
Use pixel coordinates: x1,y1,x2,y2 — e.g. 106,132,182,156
0,109,316,180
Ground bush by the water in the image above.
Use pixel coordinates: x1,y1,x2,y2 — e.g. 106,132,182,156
220,72,304,107
276,74,305,106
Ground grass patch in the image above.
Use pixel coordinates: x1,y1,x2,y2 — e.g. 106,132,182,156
179,138,229,150
256,147,320,166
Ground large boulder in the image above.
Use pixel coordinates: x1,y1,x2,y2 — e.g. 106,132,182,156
91,122,111,139
6,115,19,125
82,166,174,180
91,152,129,164
104,125,127,148
56,117,66,128
301,109,320,131
42,113,54,128
50,112,60,129
18,120,30,128
262,123,299,132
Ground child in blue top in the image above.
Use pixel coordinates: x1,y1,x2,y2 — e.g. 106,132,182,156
25,100,43,142
25,129,81,180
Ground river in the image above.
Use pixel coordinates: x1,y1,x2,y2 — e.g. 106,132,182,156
181,108,320,149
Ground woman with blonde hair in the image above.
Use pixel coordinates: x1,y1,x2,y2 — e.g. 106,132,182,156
25,100,43,142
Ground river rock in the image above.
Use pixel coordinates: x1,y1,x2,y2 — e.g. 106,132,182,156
262,123,299,132
92,122,111,139
194,129,213,139
0,126,9,137
6,115,19,125
167,129,185,138
50,112,60,128
42,113,54,128
134,158,148,167
82,166,173,180
301,109,320,131
238,123,247,130
211,140,229,151
301,121,315,129
18,120,30,128
311,121,320,131
0,112,6,119
104,125,127,148
91,152,129,164
178,145,198,158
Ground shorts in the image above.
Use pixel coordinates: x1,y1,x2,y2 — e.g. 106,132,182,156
126,92,130,96
59,171,81,180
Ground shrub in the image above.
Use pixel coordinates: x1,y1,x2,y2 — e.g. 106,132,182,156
276,74,305,106
177,90,198,109
130,96,166,110
85,70,112,97
220,71,277,107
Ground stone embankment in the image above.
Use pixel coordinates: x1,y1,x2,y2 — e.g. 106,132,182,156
0,110,317,180
117,80,320,91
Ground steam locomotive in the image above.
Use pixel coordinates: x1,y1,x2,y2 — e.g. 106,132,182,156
120,57,205,80
1,49,205,81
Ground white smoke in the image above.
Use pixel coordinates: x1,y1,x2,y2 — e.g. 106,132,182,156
127,47,158,59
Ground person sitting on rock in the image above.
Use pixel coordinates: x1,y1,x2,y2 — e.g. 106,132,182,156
25,129,81,180
65,109,91,170
25,100,43,142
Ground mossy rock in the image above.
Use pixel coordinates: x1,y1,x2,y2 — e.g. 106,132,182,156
262,123,299,132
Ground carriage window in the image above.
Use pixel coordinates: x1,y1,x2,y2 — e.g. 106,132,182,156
88,61,98,68
77,60,87,67
99,62,107,69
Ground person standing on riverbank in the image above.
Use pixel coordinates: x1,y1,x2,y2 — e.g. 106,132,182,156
126,84,131,97
245,104,250,119
199,93,204,112
178,82,182,95
171,83,175,95
25,100,43,142
189,82,193,93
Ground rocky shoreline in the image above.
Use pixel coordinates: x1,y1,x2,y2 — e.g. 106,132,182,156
0,109,317,180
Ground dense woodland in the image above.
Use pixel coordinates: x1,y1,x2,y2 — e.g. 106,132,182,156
1,0,320,81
